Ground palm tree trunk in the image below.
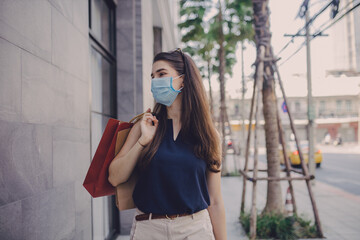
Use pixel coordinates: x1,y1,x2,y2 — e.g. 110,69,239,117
252,0,283,214
262,68,283,213
218,0,228,175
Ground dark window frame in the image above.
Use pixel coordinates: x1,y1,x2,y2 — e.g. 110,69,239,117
88,0,119,238
89,0,117,60
89,0,117,118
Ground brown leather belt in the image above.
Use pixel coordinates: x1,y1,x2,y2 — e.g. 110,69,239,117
135,212,191,221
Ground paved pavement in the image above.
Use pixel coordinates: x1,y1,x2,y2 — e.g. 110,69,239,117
223,150,360,240
222,175,360,240
117,145,360,240
318,143,360,154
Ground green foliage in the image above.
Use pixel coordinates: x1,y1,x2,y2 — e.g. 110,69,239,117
222,171,241,177
178,0,254,79
240,212,251,233
239,212,319,240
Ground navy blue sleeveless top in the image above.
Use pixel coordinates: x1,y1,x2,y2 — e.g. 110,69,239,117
132,118,210,215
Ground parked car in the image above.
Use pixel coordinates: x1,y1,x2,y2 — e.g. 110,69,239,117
279,140,323,168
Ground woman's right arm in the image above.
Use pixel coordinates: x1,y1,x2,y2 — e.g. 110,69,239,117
108,111,158,186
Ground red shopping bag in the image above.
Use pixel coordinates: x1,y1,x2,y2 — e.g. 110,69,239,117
83,112,145,198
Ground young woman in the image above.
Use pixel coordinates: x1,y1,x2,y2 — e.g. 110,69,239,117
108,48,227,239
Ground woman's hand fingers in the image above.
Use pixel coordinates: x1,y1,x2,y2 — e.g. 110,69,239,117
142,114,158,126
142,113,153,121
153,118,159,127
139,112,158,145
143,113,156,119
143,113,153,118
144,116,154,124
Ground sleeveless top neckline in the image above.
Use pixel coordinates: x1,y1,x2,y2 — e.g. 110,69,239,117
167,118,181,142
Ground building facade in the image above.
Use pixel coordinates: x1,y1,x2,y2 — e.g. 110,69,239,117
0,0,180,239
226,76,360,147
328,0,360,75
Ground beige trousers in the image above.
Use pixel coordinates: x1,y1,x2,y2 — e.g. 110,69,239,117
129,207,216,240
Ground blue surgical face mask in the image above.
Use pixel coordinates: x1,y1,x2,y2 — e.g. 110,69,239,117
151,74,184,107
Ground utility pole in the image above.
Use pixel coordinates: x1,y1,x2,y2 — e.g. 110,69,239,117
241,41,246,158
284,0,329,182
305,7,316,184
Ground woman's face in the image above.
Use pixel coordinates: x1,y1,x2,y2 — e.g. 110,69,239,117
151,60,184,90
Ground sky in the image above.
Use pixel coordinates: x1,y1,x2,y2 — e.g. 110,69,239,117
201,0,360,99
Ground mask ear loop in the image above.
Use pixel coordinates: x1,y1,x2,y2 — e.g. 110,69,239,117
174,74,184,79
174,74,184,91
170,76,183,93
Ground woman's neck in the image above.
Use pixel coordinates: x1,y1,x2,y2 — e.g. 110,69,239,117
166,95,182,123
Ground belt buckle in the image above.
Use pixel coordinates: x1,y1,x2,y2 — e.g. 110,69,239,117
165,214,179,220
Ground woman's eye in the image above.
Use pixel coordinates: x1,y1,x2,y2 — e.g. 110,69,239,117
159,73,164,76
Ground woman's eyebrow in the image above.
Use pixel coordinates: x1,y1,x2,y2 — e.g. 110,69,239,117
151,68,167,77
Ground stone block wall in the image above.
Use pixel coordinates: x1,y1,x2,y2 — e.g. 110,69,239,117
0,1,92,239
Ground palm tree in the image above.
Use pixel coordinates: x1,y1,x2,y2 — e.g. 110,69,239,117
208,0,254,175
252,0,283,214
179,0,254,175
179,0,215,116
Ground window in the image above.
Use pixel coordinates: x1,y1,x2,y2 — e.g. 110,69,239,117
90,48,116,117
89,0,116,54
336,100,342,112
89,0,117,157
345,100,352,112
319,100,325,115
89,0,118,239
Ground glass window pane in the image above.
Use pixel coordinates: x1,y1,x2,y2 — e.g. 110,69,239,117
346,100,351,112
91,0,111,50
91,47,102,113
90,47,116,116
336,100,342,112
90,112,111,158
319,101,325,114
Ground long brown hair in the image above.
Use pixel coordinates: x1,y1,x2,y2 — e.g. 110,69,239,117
137,49,221,173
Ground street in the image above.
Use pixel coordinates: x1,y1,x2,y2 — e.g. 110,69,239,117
317,153,360,196
243,144,360,196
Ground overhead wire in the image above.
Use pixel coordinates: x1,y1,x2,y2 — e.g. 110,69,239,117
313,1,360,35
311,0,357,36
278,0,360,67
275,0,333,57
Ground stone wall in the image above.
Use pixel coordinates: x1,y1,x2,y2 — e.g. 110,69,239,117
0,0,92,239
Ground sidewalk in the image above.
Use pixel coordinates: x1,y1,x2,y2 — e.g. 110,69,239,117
317,142,360,154
222,175,360,240
117,155,360,240
223,154,360,240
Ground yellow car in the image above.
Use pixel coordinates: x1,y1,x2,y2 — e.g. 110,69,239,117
279,141,323,168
